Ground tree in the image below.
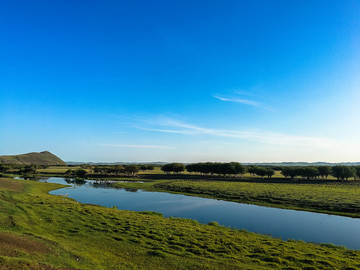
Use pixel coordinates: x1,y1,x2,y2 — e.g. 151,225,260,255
20,165,37,175
186,164,196,174
124,165,140,176
254,167,267,178
247,166,257,176
186,162,246,177
75,169,87,178
331,165,355,181
0,164,11,173
161,163,185,174
301,167,319,180
232,162,246,177
171,163,185,173
139,164,155,171
281,167,299,180
318,166,331,179
66,169,87,178
265,168,275,178
355,166,360,180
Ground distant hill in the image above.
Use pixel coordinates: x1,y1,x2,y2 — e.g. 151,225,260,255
0,151,66,166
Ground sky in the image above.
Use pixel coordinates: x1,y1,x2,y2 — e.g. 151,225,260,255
1,0,360,163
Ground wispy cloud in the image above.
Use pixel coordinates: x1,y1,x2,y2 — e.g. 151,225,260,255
101,144,172,149
139,118,337,149
213,85,270,109
233,90,259,97
213,95,261,107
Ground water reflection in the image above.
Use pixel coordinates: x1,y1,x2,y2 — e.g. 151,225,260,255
64,178,87,186
124,188,138,192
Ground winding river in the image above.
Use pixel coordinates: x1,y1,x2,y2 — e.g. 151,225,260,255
41,177,360,250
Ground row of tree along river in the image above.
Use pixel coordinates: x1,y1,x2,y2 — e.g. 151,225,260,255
162,162,360,180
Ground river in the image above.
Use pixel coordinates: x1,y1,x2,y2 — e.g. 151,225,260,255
40,177,360,250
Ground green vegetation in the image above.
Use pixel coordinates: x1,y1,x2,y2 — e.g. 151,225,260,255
332,165,357,181
65,168,88,178
1,177,360,269
280,165,358,181
186,162,246,176
161,163,186,174
0,151,66,166
248,166,275,178
93,165,140,176
151,180,360,217
38,166,81,173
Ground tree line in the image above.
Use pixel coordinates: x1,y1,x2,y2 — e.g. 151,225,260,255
68,164,155,177
161,162,360,181
2,162,360,181
0,163,156,178
281,165,360,181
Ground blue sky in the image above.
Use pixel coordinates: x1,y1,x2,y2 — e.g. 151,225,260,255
1,0,359,162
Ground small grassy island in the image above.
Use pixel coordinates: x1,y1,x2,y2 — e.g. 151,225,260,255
0,176,360,269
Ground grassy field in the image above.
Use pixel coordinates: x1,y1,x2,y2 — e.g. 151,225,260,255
1,177,360,269
114,179,360,218
38,166,81,173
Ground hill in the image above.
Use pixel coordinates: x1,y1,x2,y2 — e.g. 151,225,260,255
0,151,66,165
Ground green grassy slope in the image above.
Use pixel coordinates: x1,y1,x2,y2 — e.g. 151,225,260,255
0,177,360,269
0,151,66,166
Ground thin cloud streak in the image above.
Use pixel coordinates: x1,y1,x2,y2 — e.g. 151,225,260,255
213,95,260,107
141,118,338,149
233,89,260,97
101,144,172,149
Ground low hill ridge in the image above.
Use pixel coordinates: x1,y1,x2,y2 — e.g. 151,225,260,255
0,151,66,165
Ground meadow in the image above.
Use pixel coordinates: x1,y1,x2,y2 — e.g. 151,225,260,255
38,166,81,173
1,177,360,269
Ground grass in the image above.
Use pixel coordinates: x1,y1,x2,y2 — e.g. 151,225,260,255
138,166,164,175
113,179,360,218
38,166,81,173
1,177,360,269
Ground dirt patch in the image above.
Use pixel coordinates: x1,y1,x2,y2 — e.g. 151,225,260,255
0,179,24,192
0,232,50,256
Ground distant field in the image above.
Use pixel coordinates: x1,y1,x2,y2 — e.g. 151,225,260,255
1,177,360,269
138,166,164,174
38,166,81,173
